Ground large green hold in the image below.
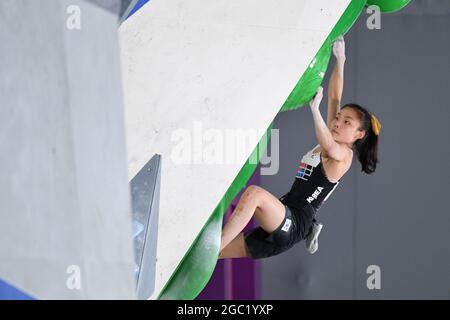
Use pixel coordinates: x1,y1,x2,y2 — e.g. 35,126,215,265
366,0,411,13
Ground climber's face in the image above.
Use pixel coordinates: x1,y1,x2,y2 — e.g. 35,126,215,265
331,107,365,145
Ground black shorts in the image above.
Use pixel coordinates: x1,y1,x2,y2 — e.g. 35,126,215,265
244,198,316,259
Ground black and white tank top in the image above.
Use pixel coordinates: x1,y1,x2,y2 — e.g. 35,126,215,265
280,144,340,212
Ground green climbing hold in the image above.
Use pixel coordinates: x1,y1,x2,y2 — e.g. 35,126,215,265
366,0,411,13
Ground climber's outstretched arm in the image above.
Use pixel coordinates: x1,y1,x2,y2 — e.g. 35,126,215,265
327,36,346,128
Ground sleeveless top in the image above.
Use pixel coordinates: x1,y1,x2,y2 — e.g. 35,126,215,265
280,144,340,212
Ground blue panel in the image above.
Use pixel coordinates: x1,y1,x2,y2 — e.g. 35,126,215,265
126,0,151,20
0,279,35,300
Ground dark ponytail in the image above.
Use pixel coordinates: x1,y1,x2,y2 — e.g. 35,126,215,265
342,104,380,174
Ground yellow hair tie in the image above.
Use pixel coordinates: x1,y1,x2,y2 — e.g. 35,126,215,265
370,113,381,136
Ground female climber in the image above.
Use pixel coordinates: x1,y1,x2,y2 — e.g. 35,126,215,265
218,36,381,259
